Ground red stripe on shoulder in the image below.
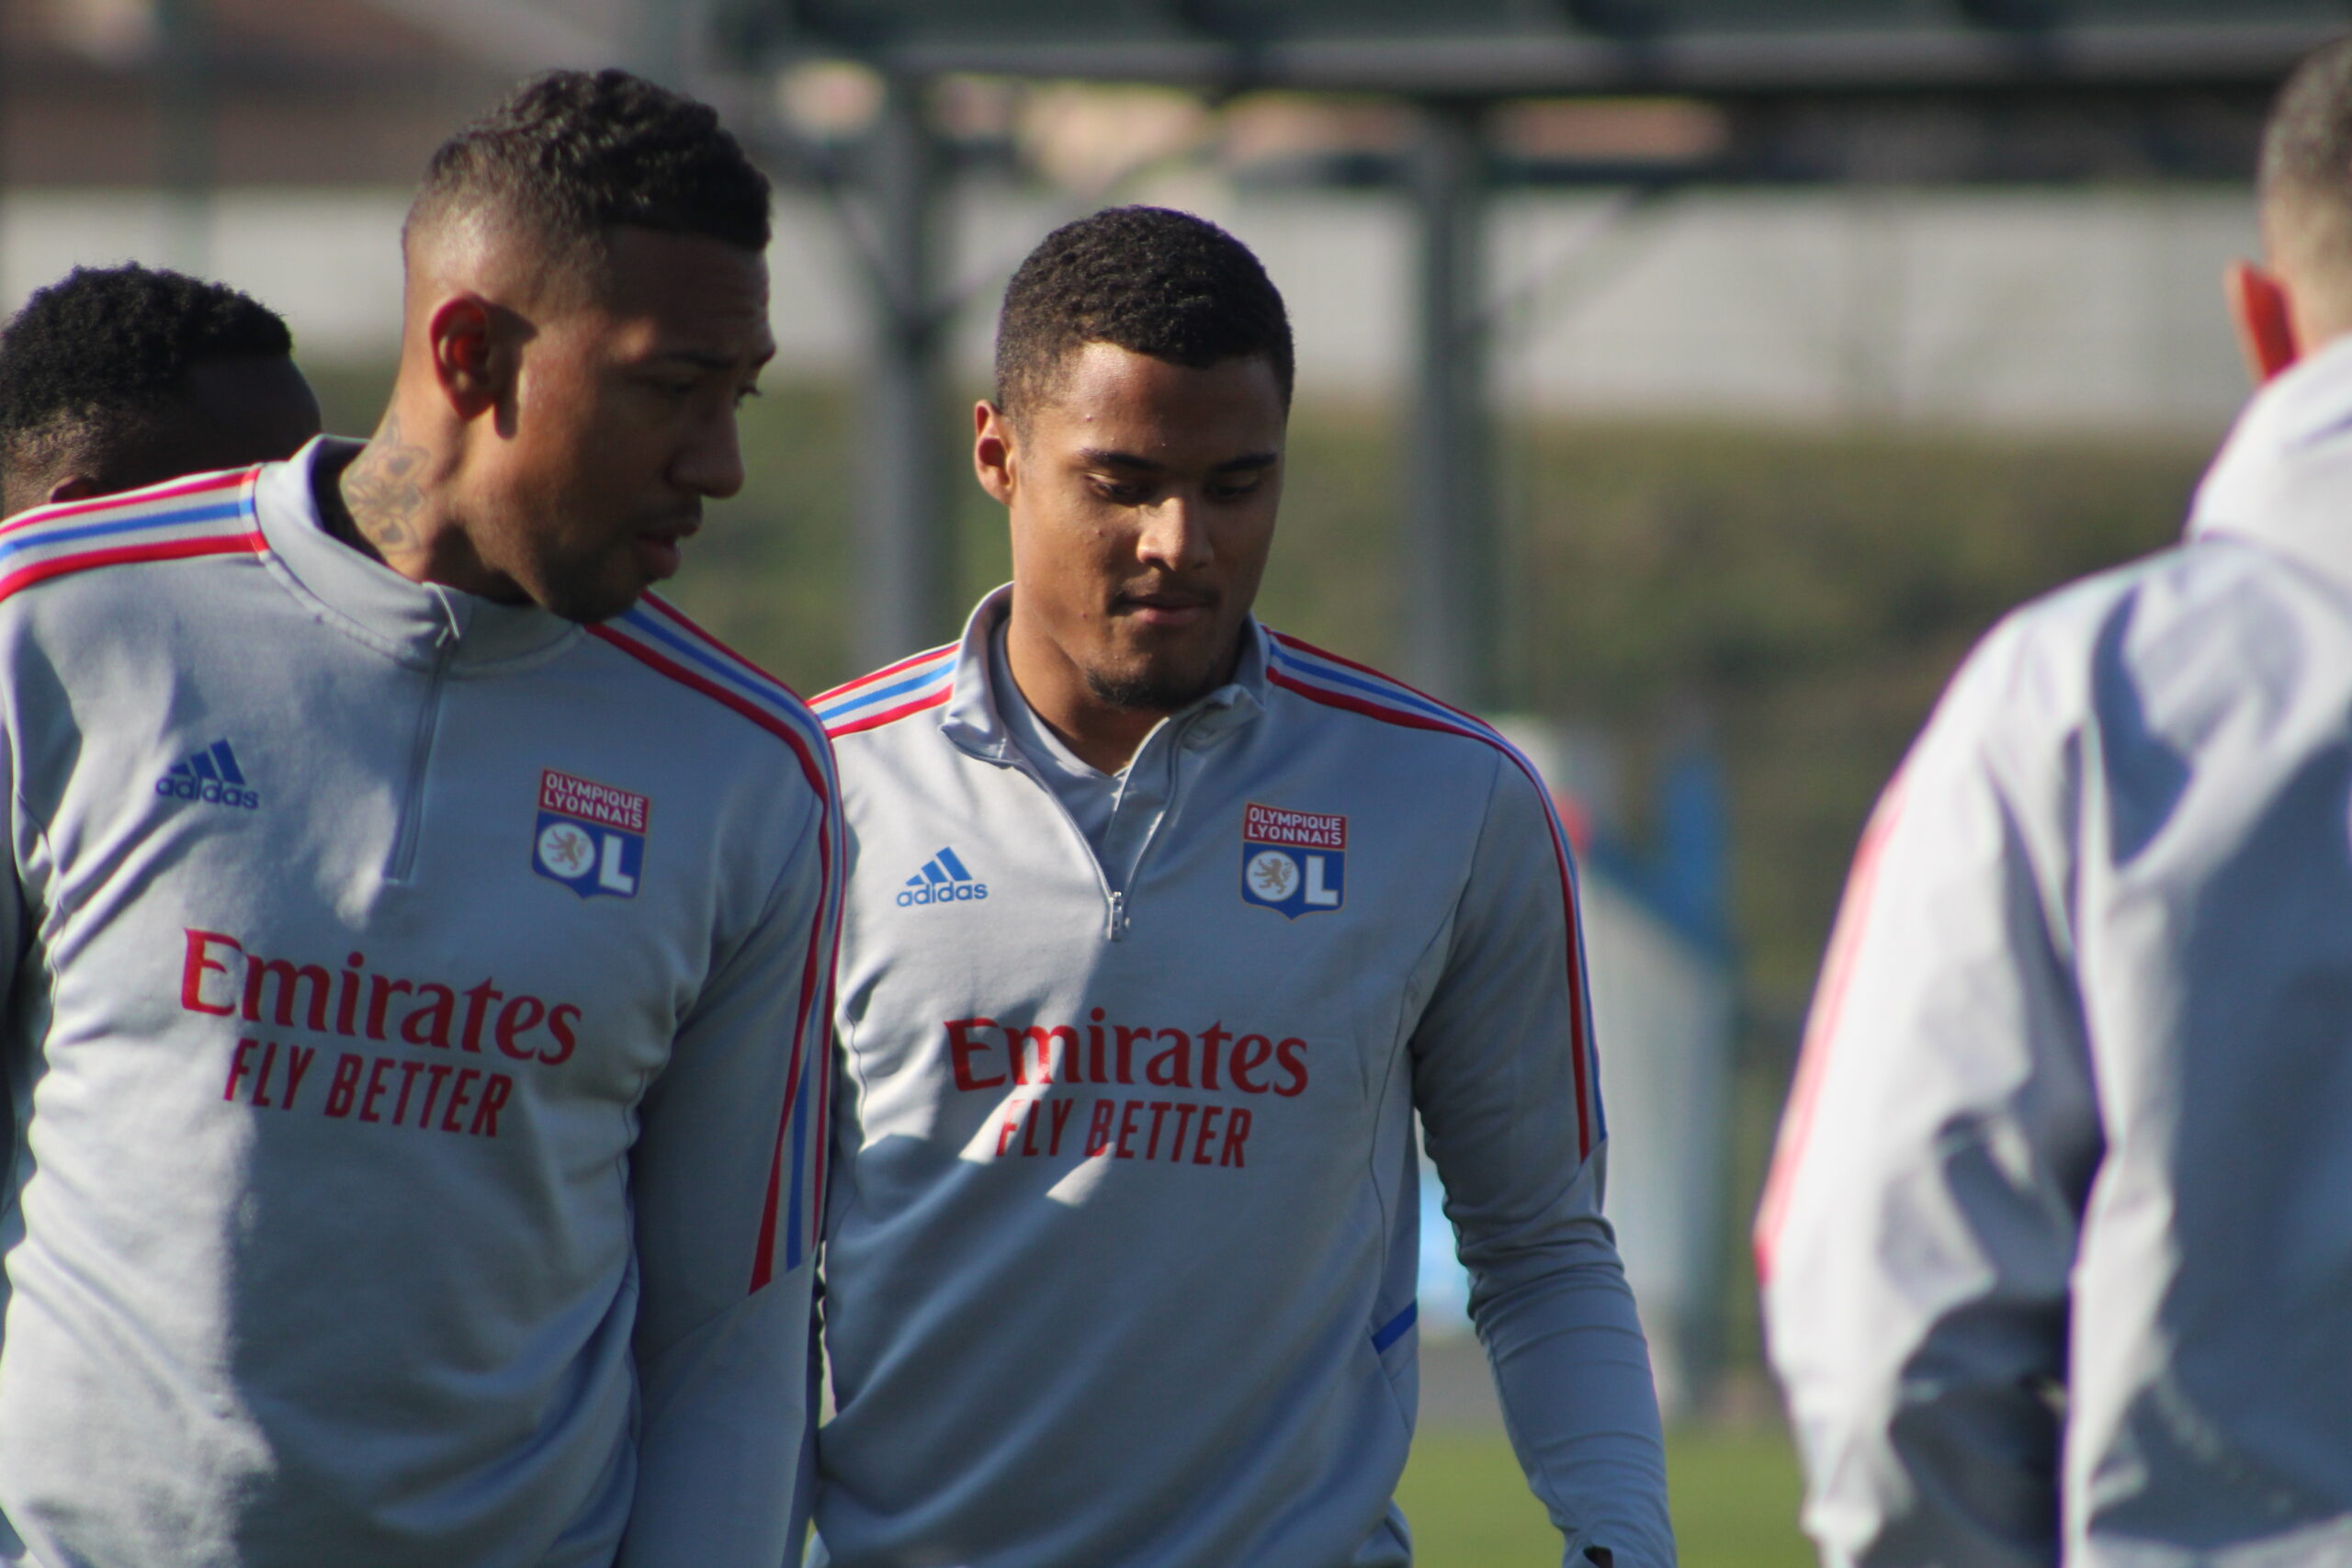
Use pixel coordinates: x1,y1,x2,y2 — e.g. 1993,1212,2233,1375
815,644,959,706
0,531,265,607
1268,661,1596,1159
824,686,950,739
590,607,841,1292
0,468,257,536
586,624,831,802
1267,666,1485,740
752,803,835,1292
1269,631,1493,730
635,593,806,705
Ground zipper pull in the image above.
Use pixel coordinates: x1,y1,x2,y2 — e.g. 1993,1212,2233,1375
1107,891,1128,942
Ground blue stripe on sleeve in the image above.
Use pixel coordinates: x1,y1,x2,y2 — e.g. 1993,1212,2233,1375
1371,1301,1418,1353
0,501,249,562
817,660,953,720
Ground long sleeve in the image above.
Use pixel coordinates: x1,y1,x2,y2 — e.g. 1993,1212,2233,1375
1755,620,2099,1568
616,775,842,1568
1412,750,1675,1568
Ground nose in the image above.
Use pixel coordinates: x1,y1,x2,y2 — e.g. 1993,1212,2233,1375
1135,493,1213,573
673,402,747,501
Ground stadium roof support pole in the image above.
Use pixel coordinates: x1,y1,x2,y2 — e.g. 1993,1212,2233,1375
856,73,954,671
156,0,212,276
1405,100,1497,713
638,0,687,88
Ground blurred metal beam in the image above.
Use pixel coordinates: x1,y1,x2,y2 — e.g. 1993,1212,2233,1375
362,0,615,73
639,0,686,86
156,0,211,275
855,73,954,671
745,19,2330,99
1403,102,1496,713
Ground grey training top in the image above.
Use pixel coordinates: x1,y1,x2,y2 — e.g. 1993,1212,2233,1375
985,614,1261,878
1760,333,2352,1565
811,590,1672,1568
0,441,838,1567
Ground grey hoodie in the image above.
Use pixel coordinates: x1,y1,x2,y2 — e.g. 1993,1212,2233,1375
1760,333,2352,1565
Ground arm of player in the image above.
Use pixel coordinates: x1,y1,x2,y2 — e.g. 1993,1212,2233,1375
1755,620,2098,1568
616,774,842,1568
1411,751,1674,1568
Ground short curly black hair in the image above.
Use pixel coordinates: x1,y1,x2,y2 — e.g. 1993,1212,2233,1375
407,68,770,264
0,264,291,464
994,207,1294,421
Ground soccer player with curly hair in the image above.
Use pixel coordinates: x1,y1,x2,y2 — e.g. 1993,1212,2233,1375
0,263,319,515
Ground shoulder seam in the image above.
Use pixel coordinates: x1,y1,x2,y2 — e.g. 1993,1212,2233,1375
813,641,958,707
584,604,833,801
1264,632,1504,748
0,465,259,537
1266,629,1600,1159
814,648,957,739
821,683,950,739
0,469,266,608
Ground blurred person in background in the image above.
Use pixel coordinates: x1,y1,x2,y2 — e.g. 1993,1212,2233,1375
1758,34,2352,1568
0,263,320,515
808,205,1672,1568
0,70,835,1566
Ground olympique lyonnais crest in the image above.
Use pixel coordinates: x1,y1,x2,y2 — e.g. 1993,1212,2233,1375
1240,802,1346,919
533,769,649,900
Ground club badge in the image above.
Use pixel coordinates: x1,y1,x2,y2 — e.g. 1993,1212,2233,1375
533,769,649,900
1240,802,1346,919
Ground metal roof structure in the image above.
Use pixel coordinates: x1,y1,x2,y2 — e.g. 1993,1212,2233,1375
726,2,2338,98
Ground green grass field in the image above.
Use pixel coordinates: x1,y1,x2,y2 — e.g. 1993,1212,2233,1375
1396,1427,1812,1568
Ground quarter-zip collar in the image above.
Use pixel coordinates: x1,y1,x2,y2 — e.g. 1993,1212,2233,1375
2190,333,2352,593
255,435,582,672
937,583,1269,764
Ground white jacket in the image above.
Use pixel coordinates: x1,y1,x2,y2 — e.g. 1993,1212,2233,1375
0,440,838,1567
1759,334,2352,1565
811,591,1672,1568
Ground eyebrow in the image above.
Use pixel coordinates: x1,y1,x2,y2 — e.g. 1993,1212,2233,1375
1076,447,1279,472
649,346,775,373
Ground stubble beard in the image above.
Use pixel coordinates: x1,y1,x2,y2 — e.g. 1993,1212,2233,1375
1081,632,1233,714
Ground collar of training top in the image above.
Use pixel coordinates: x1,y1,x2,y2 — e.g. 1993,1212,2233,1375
937,583,1270,764
253,435,581,671
2190,332,2352,593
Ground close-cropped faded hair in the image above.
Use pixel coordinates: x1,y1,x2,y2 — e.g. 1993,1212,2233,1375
405,69,771,267
994,206,1294,421
2262,36,2352,267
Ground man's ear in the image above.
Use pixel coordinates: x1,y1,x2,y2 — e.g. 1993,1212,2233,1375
2226,261,2301,385
44,475,98,504
424,293,508,421
973,400,1017,506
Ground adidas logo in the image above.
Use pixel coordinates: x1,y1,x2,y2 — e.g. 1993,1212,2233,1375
155,739,261,811
897,846,988,907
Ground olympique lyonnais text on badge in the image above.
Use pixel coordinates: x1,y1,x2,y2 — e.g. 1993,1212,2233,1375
534,770,650,900
1240,802,1347,919
1243,804,1346,850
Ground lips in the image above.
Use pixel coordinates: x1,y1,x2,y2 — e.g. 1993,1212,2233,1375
632,515,701,581
1115,585,1218,627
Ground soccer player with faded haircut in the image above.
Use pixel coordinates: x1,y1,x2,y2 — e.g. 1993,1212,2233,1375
0,263,320,516
0,71,835,1565
810,207,1672,1568
1759,35,2352,1567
